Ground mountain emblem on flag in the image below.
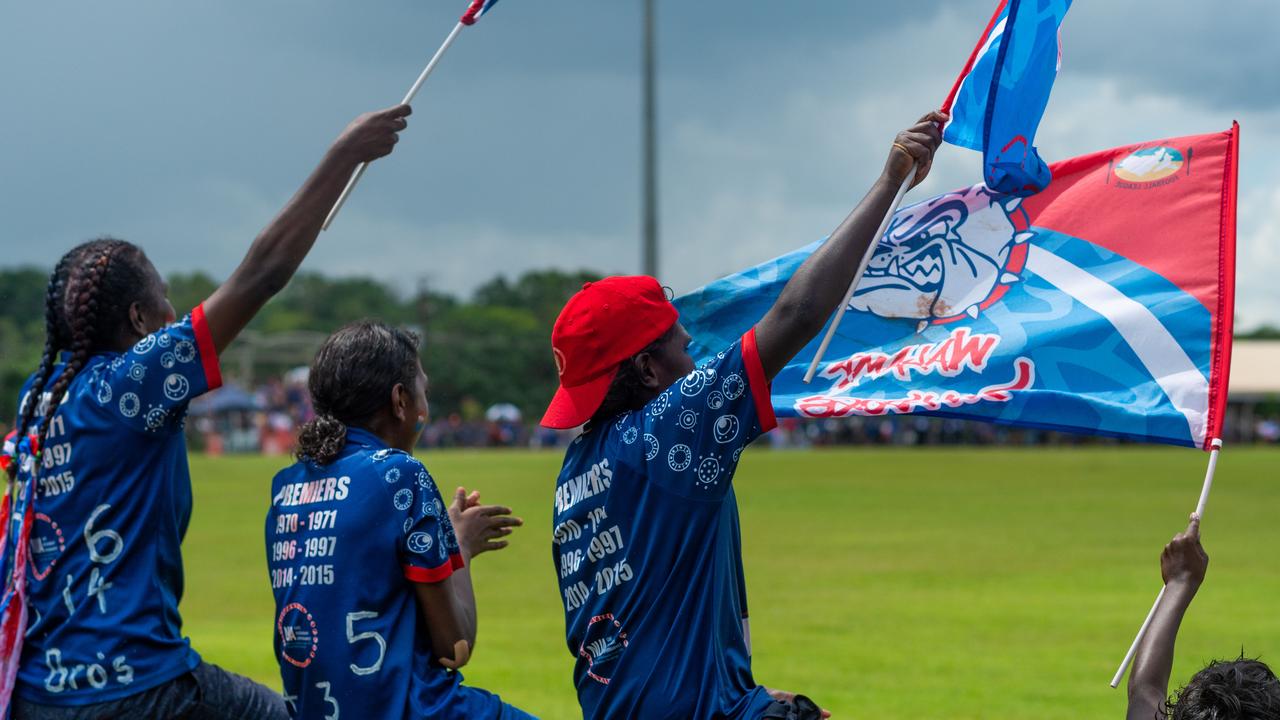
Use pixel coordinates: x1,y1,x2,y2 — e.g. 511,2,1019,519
1114,147,1185,184
849,185,1031,332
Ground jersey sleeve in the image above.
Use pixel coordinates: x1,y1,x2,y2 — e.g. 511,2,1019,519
381,454,464,584
95,304,223,434
634,327,777,501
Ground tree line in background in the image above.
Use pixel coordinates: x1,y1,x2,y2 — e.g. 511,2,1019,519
3,266,1279,427
0,266,607,425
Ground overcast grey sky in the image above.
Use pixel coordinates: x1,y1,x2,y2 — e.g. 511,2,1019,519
2,1,1277,329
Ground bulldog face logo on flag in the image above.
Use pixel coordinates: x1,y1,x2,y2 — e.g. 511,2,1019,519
850,186,1031,329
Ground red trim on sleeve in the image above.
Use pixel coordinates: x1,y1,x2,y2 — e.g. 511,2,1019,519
191,303,223,391
741,328,778,433
450,552,465,571
403,562,455,584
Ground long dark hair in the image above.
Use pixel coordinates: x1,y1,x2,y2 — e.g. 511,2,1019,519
8,238,150,480
296,321,422,465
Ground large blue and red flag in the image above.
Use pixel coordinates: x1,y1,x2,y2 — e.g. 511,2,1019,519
942,0,1072,196
676,127,1239,450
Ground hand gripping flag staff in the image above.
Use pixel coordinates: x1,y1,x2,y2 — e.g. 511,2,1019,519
321,0,501,231
803,0,1071,385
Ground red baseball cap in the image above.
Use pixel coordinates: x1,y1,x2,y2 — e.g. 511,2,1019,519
540,276,679,429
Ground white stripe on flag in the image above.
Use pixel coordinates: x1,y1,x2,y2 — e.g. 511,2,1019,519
1025,246,1209,445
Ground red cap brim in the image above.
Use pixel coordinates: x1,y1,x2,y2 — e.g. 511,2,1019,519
540,370,617,430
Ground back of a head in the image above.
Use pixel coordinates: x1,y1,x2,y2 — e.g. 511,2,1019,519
1170,658,1280,720
296,320,421,466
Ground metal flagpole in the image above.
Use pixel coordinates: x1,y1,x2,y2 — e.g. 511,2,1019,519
1109,438,1223,688
802,165,916,384
322,21,468,231
641,0,659,277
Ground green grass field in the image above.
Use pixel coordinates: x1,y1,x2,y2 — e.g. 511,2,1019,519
183,447,1280,719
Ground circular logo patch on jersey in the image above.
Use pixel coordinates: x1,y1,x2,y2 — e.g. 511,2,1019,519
157,333,172,348
163,374,190,402
145,407,168,431
643,434,659,461
133,336,156,355
622,427,638,445
706,391,725,410
713,415,740,444
407,532,434,555
722,374,745,401
668,444,692,472
384,468,401,484
277,603,319,668
160,352,176,369
128,364,146,382
416,470,432,489
678,410,697,430
29,513,65,581
119,393,141,418
579,613,628,686
174,340,196,364
393,488,414,511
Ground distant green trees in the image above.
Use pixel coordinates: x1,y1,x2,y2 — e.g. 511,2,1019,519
0,267,603,425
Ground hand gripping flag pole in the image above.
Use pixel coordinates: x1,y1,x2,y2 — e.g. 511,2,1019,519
802,164,916,384
322,0,498,231
1109,438,1223,688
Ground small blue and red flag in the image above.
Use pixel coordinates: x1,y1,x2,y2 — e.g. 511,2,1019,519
460,0,500,25
941,0,1071,197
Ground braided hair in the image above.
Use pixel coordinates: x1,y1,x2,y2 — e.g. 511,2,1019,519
8,239,150,479
7,254,75,480
297,321,422,465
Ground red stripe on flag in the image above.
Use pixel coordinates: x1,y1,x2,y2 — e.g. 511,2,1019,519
1205,122,1240,449
940,0,1009,116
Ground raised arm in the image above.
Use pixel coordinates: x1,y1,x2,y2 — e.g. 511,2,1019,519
754,110,946,379
201,104,412,352
1126,517,1208,720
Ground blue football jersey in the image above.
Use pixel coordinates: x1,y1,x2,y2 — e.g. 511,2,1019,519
14,307,221,705
552,329,778,720
266,428,512,720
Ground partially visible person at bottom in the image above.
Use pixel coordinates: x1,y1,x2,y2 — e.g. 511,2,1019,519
1126,516,1280,720
265,321,534,720
542,112,946,719
5,103,410,720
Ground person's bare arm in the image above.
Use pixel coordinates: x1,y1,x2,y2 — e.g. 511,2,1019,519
1126,517,1208,720
754,111,945,380
201,104,412,353
412,487,521,668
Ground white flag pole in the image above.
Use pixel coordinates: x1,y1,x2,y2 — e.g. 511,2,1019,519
1109,438,1223,688
802,165,916,384
322,21,468,231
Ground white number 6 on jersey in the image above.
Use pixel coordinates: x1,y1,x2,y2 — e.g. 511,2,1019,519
346,611,386,676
